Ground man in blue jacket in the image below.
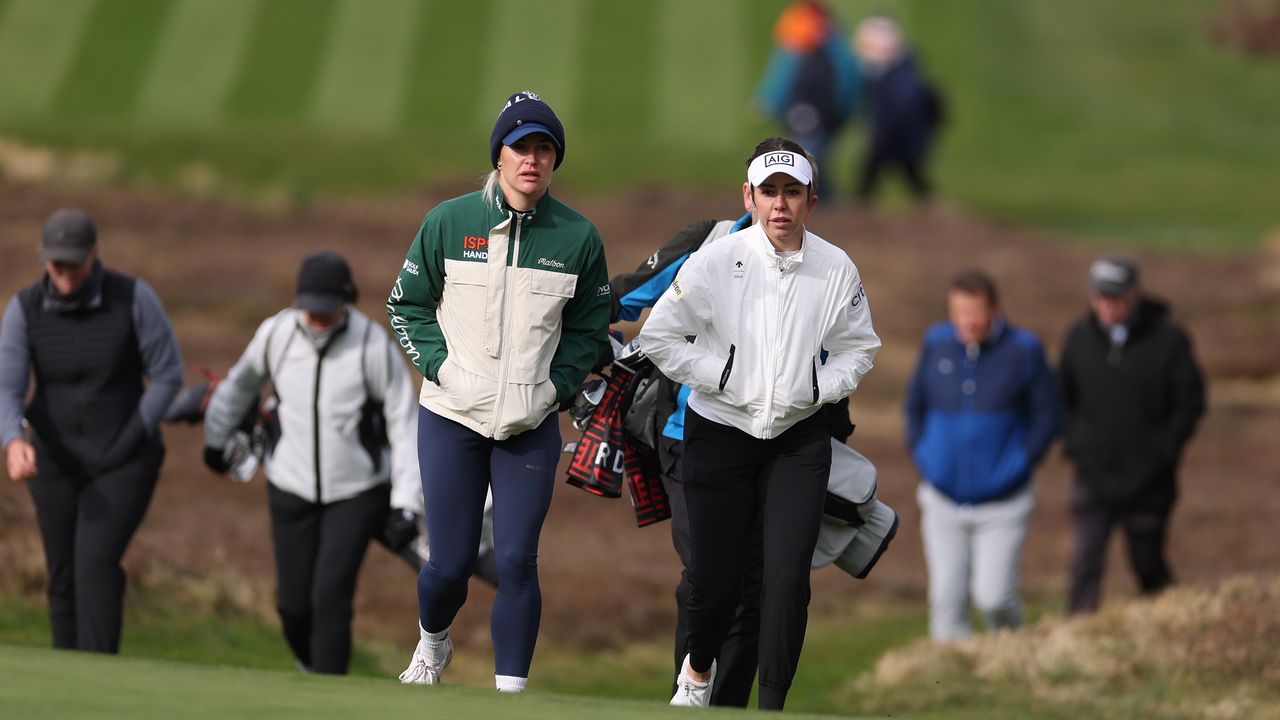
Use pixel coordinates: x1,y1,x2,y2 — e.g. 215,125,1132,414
905,270,1059,642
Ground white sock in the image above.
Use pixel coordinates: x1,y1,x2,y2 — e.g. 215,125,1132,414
419,623,450,658
495,675,527,693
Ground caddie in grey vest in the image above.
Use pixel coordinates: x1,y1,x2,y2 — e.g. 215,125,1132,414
1,208,183,653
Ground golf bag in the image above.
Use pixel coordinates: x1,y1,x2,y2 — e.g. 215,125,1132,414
811,440,899,579
164,365,497,586
565,338,671,527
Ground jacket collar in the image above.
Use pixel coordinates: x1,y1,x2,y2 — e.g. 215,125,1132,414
41,259,105,313
947,315,1008,351
1089,295,1167,339
749,222,808,272
491,189,553,225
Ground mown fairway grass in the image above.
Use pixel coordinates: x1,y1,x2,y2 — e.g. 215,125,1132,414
0,0,1277,247
0,643,861,720
0,591,928,715
6,574,1278,719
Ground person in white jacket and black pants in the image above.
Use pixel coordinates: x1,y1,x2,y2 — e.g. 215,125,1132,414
203,251,421,675
640,138,880,710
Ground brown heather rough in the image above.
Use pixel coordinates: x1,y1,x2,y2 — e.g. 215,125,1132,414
1,179,1278,681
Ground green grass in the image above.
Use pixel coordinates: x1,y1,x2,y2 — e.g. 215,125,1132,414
1,0,1277,247
0,644,861,720
0,589,1082,718
902,0,1280,249
0,592,386,675
9,583,1271,719
0,587,929,715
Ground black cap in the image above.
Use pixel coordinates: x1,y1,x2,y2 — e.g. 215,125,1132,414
295,251,356,315
489,91,565,170
1089,254,1139,296
41,208,97,264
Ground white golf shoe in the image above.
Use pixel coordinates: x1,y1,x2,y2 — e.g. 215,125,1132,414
669,654,716,707
399,634,453,685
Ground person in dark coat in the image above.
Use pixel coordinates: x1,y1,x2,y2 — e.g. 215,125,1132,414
0,208,183,653
1058,254,1205,614
852,16,941,203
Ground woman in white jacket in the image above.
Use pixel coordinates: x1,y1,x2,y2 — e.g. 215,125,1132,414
640,138,880,710
203,251,421,675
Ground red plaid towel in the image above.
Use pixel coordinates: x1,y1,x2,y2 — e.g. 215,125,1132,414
567,369,670,526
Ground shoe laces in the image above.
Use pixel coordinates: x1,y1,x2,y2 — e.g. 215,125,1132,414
399,657,440,684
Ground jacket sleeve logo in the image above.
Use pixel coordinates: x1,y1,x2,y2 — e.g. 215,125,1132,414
851,282,866,308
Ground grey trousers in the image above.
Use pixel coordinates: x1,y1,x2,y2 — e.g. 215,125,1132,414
917,482,1034,642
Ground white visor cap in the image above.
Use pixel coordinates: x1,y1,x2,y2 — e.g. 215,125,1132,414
747,151,814,188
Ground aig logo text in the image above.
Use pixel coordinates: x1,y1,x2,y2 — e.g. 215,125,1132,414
763,152,795,168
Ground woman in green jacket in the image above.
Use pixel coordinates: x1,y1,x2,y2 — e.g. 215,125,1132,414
389,91,610,692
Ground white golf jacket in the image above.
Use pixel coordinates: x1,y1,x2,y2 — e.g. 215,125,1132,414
639,223,880,440
205,307,422,513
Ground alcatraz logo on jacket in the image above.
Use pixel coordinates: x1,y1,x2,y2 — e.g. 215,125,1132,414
387,278,421,365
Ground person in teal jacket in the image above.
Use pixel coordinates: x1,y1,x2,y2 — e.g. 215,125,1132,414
754,1,860,199
389,91,611,692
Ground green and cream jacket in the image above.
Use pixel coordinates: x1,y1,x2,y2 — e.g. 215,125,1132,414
388,190,610,440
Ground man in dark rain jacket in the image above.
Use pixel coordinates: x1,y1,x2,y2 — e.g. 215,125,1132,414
1059,254,1205,614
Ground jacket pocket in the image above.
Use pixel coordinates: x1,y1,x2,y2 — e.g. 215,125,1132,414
512,268,577,383
496,378,559,438
435,355,494,418
811,356,820,404
718,344,736,392
440,259,488,343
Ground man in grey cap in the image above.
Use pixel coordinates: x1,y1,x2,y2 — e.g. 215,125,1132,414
0,208,183,653
1058,253,1205,614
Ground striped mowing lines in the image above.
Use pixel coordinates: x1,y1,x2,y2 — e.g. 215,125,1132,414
311,0,421,131
53,0,173,116
225,0,338,121
0,0,767,146
655,0,750,148
137,0,259,128
480,0,585,128
0,0,96,120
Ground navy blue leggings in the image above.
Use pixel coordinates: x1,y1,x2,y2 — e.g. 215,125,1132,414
416,407,560,678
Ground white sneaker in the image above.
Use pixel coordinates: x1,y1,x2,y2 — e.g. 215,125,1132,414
669,654,716,707
399,634,453,685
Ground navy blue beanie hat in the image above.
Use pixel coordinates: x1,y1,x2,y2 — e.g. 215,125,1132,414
489,91,565,170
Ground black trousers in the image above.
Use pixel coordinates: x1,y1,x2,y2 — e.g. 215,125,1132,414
855,139,932,201
1067,483,1174,614
659,436,763,708
267,482,389,674
682,409,831,711
27,440,163,653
